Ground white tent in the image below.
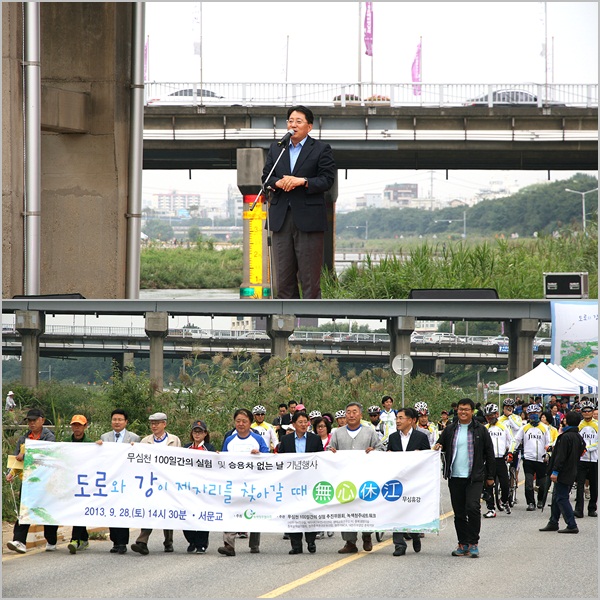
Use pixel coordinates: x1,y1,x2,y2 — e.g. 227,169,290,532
547,363,591,395
572,368,598,394
498,362,581,395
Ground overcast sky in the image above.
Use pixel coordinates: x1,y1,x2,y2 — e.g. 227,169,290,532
142,1,598,205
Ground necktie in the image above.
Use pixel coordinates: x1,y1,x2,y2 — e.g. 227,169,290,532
115,432,120,442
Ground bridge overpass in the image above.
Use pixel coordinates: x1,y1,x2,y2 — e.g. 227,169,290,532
3,298,552,389
143,82,598,171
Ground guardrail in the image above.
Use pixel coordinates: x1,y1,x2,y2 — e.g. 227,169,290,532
144,82,598,108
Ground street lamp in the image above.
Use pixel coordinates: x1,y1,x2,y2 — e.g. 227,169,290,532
434,211,466,238
345,221,368,240
565,188,598,235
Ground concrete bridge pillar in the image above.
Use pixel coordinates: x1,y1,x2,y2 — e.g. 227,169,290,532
434,358,446,385
145,312,168,392
387,316,415,369
507,318,539,380
15,310,45,388
267,315,296,359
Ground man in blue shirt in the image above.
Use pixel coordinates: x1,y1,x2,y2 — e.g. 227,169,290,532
434,398,495,558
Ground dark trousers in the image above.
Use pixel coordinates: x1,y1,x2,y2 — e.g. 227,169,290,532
392,531,420,549
136,528,173,547
485,457,510,508
548,481,577,529
288,531,317,551
523,459,547,505
70,525,89,542
183,529,209,550
13,520,58,545
109,527,129,547
272,209,324,299
448,477,484,546
575,460,598,514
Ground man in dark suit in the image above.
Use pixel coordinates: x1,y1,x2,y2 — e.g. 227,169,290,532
277,410,323,554
262,105,336,299
387,407,431,556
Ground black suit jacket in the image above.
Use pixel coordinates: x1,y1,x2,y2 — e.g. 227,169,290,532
387,429,431,452
277,431,324,454
262,135,336,233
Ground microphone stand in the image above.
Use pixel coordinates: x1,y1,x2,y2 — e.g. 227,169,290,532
250,142,289,299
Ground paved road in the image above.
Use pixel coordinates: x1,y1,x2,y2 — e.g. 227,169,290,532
2,478,598,599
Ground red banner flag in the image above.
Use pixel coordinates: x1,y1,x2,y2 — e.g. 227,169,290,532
364,2,373,57
411,40,422,96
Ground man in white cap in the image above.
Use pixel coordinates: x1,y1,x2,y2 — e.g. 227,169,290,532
131,412,181,555
5,390,16,412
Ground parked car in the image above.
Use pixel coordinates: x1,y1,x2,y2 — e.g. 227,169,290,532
425,332,459,344
464,89,565,107
147,87,224,105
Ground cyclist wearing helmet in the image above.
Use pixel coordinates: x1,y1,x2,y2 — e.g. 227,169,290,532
367,406,384,442
250,405,279,451
334,410,346,428
508,403,551,511
483,403,512,518
574,399,598,518
415,402,438,448
499,397,523,484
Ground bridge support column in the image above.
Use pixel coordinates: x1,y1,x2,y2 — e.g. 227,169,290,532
434,358,446,385
237,148,270,299
387,316,415,369
15,310,45,388
267,315,295,359
507,319,539,380
145,312,168,392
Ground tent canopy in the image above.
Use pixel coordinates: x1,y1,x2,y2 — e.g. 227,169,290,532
498,362,581,395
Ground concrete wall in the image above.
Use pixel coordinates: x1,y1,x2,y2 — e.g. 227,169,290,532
2,3,133,298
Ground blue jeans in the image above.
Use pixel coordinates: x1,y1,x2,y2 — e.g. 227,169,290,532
549,481,577,529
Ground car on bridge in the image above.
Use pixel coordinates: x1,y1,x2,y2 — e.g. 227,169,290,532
464,89,565,107
147,87,225,105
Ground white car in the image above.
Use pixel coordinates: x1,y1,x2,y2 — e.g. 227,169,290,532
146,87,224,106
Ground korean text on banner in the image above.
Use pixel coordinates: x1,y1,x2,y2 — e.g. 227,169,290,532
411,41,422,96
364,2,373,57
20,440,441,534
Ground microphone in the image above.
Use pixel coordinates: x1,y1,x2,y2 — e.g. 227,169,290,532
277,129,294,146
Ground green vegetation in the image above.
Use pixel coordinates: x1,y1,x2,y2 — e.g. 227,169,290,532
141,241,243,289
321,233,598,299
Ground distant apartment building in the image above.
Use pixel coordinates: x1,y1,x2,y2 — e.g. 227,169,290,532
227,184,243,224
154,191,201,214
383,183,418,207
354,192,384,210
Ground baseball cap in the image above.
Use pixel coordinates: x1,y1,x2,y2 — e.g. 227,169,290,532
295,403,306,412
25,408,44,420
70,414,88,425
149,412,168,421
191,420,207,431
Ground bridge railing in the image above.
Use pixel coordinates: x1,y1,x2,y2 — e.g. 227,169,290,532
144,82,598,108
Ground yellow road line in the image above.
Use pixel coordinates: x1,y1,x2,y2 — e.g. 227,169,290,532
259,510,454,599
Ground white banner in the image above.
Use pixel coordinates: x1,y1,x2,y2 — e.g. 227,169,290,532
20,440,441,533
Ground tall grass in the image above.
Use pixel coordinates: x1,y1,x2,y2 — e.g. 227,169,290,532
322,234,598,299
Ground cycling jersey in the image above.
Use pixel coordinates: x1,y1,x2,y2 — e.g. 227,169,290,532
417,422,438,448
510,422,551,462
578,418,598,462
379,409,397,447
485,421,511,458
251,421,279,451
498,413,522,440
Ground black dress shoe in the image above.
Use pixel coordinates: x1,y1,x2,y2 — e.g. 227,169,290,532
393,546,406,556
289,548,303,554
573,510,583,518
307,542,316,553
187,544,196,553
536,501,544,509
109,546,119,553
412,536,422,553
117,545,127,554
131,542,149,555
526,503,536,511
164,544,174,553
588,510,598,517
539,522,559,531
558,527,579,534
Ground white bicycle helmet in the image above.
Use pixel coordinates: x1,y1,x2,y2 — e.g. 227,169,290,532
308,410,322,419
335,410,346,419
252,405,266,415
367,405,381,415
503,398,515,407
526,403,541,414
484,403,499,415
414,401,429,414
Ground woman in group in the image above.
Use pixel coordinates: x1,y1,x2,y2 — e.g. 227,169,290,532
182,420,215,554
313,416,332,450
